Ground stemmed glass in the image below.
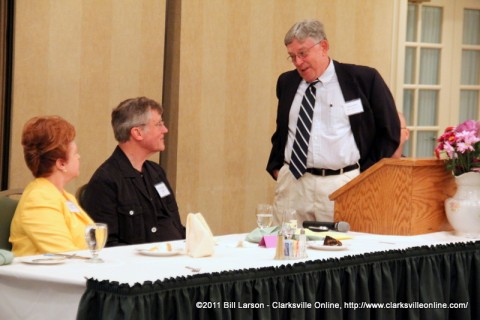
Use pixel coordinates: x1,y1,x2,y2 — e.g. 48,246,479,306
84,223,108,263
280,208,297,239
256,204,273,233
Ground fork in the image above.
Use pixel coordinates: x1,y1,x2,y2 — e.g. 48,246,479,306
45,253,91,260
185,266,201,273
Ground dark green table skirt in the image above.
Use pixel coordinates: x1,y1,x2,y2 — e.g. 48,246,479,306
77,241,479,320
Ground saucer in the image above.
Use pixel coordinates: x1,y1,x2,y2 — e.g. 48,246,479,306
307,242,348,251
136,248,183,257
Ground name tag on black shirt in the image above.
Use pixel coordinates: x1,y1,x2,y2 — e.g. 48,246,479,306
155,182,171,198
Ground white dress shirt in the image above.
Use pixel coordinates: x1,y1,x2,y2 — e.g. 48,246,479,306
284,60,360,170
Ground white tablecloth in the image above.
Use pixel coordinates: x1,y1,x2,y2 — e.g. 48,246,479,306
0,231,475,320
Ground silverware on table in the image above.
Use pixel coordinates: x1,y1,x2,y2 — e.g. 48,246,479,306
185,266,201,273
31,257,66,263
45,253,91,260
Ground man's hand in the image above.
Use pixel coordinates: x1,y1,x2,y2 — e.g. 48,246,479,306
273,169,279,180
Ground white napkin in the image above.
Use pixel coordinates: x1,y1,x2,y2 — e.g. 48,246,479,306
185,213,215,258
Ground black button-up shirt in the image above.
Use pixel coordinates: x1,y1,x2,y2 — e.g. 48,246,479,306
83,146,185,247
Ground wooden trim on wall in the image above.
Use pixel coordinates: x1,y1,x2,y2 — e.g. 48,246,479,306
0,0,15,190
161,0,181,190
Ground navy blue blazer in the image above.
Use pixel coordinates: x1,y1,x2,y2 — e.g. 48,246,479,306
267,60,400,178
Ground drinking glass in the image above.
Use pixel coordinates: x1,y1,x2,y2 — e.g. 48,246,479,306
256,204,273,232
279,208,297,239
84,223,108,263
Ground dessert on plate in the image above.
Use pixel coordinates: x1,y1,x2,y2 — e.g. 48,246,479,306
323,235,342,246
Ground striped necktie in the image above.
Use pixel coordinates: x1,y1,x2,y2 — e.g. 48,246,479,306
289,80,319,179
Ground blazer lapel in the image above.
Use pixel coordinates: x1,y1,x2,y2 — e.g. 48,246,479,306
278,71,303,134
334,60,358,102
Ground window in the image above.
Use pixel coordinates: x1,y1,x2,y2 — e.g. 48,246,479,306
399,0,480,157
459,8,480,122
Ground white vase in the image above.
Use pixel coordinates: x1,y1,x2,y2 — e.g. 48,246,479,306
445,172,480,238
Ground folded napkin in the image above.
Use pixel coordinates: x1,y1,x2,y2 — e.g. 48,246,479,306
245,226,280,243
0,249,14,265
185,213,215,258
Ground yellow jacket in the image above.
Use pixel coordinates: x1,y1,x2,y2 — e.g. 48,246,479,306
10,178,94,257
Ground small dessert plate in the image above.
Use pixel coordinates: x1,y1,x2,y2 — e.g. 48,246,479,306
307,241,348,251
136,248,183,257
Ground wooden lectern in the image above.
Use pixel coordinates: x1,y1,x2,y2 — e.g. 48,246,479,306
329,158,456,235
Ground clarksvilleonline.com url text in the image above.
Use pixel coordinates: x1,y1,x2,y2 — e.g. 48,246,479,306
196,301,469,310
343,301,469,310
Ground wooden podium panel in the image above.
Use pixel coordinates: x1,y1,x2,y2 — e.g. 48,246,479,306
329,158,456,235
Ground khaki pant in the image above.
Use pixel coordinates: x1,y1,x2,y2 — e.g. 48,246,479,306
273,164,360,226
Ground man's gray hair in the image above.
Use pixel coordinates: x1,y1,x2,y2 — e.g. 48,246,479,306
111,97,163,143
284,19,327,45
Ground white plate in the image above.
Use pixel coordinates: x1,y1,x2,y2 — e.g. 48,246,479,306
136,248,183,257
308,242,348,251
22,257,67,265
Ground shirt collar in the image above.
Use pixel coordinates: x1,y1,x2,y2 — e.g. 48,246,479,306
113,146,144,178
317,58,335,84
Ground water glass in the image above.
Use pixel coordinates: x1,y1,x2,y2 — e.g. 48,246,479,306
279,207,297,239
256,204,273,231
85,223,108,263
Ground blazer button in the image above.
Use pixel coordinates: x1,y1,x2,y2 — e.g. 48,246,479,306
129,210,134,215
151,227,157,233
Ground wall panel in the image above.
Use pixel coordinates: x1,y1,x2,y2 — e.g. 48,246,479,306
9,0,399,236
173,0,398,235
10,0,166,194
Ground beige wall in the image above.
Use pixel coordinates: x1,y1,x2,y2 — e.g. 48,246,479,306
169,0,399,235
9,0,400,235
10,0,166,191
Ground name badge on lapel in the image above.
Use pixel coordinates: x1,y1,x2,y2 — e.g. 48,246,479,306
343,98,364,116
66,200,81,213
155,182,171,198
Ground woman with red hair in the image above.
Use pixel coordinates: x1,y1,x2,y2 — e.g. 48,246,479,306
9,116,93,257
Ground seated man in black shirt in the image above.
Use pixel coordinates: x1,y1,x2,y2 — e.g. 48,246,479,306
83,97,185,246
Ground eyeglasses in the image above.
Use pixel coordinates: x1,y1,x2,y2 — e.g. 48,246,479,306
153,121,166,128
287,41,322,63
137,120,166,128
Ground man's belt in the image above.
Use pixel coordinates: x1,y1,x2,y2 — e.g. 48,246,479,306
305,163,359,177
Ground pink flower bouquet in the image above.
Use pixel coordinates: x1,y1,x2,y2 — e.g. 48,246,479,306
434,120,480,176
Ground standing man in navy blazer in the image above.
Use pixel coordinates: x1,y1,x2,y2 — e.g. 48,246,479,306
267,19,400,225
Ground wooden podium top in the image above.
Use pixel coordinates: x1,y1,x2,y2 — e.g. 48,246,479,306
329,158,455,235
330,158,448,200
